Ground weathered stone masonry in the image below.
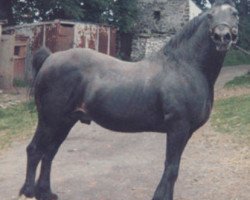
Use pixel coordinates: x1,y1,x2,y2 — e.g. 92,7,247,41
131,0,201,61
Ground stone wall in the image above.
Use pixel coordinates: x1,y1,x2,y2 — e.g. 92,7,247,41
145,35,171,57
131,0,201,61
130,36,147,61
189,0,202,20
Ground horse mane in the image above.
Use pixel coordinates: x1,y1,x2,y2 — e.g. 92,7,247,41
163,12,207,56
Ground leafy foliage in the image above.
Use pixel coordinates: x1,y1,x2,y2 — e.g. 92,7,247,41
0,0,14,24
224,49,250,66
80,0,113,23
0,0,138,33
238,15,250,50
12,0,85,23
113,0,138,33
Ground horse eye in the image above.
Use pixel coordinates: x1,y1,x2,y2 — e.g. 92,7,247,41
207,13,213,19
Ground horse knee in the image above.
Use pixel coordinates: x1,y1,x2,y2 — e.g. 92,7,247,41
26,143,42,158
26,144,36,155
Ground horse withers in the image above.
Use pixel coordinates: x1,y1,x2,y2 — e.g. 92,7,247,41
19,0,239,200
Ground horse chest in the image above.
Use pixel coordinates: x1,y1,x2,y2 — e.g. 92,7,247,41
160,78,212,131
188,95,213,130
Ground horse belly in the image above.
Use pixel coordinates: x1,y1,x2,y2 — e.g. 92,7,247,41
87,99,163,132
93,112,162,132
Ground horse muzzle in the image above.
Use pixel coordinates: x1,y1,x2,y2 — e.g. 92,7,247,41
210,24,238,52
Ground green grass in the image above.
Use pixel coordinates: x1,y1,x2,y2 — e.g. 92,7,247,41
0,101,37,149
224,49,250,66
13,79,30,88
224,72,250,88
211,94,250,141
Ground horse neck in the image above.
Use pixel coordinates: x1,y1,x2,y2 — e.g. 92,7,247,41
165,17,226,88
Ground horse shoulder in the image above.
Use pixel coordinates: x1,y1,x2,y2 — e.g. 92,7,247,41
158,67,212,130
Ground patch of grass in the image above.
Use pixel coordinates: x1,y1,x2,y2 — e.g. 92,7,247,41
224,49,250,66
224,72,250,88
0,101,37,149
13,79,30,88
211,94,250,141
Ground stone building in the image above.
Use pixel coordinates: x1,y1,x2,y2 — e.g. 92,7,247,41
131,0,201,61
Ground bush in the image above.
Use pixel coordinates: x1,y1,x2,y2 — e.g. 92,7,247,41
224,49,250,66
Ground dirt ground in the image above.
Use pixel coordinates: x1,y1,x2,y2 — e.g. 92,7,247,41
0,88,30,109
0,66,249,200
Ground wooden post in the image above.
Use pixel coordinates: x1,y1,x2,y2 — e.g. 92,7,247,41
0,34,15,90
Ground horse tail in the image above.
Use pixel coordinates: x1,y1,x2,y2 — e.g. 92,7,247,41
32,47,51,78
29,47,51,96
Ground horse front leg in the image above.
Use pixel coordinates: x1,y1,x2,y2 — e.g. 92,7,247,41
153,121,191,200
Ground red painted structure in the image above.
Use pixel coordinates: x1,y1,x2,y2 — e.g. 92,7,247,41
3,20,117,82
13,35,29,81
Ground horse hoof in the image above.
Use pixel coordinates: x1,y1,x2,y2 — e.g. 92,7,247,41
18,195,36,200
35,193,58,200
48,193,58,200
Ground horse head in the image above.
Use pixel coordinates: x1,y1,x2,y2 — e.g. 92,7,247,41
208,0,239,51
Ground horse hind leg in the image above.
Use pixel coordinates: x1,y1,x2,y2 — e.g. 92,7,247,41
34,124,74,200
19,124,44,199
19,120,74,200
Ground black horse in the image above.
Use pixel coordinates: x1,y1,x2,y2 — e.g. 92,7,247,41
19,0,239,200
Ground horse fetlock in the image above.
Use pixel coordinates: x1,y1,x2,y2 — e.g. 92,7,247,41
35,192,58,200
19,184,35,198
35,187,58,200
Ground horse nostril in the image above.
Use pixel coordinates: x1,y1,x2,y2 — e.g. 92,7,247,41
231,33,238,42
213,33,221,42
224,33,231,42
